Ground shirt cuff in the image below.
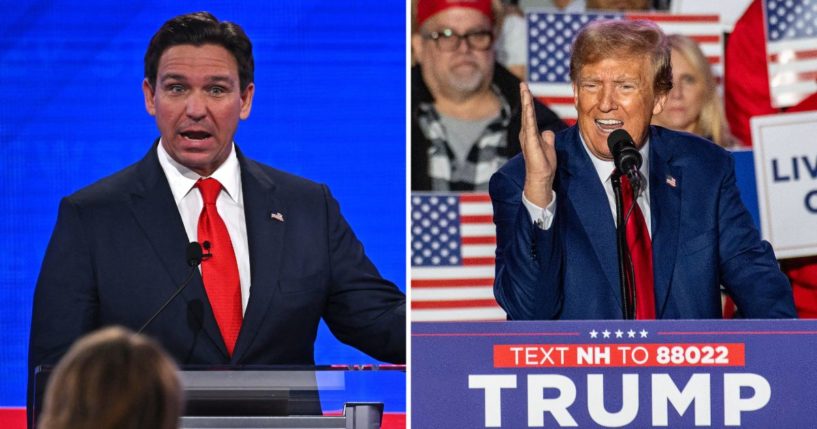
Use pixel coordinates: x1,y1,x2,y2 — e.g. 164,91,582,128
522,191,557,230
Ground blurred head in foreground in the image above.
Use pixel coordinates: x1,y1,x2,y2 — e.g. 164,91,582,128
39,326,182,429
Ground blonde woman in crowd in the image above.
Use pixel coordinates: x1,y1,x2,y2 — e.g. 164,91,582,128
652,34,740,148
38,326,182,429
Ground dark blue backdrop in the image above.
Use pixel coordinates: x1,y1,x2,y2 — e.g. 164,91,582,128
0,0,406,407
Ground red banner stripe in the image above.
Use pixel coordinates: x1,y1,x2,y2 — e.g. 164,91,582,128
411,278,494,287
460,194,492,202
460,215,493,223
626,14,719,23
0,409,25,429
412,299,501,309
461,236,496,245
462,257,495,265
799,71,817,81
769,49,817,62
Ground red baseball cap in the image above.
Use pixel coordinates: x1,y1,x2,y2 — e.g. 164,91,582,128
416,0,495,28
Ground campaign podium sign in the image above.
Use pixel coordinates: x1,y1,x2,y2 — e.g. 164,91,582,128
412,320,817,428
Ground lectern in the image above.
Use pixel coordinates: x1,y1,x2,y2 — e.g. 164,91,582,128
34,365,403,429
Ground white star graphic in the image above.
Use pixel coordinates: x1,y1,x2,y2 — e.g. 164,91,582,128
589,329,598,338
602,329,611,338
639,329,648,338
627,329,636,338
615,329,623,338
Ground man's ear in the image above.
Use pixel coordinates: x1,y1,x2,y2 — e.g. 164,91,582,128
411,33,425,63
239,82,255,120
142,78,156,116
652,91,668,116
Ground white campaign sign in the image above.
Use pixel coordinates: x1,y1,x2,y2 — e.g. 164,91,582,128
752,110,817,259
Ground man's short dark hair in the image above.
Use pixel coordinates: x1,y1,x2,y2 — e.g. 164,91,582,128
144,11,254,92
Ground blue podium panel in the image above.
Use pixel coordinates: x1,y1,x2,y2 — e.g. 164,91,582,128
413,320,817,428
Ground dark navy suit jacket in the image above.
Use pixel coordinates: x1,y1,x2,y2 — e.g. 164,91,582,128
490,125,795,320
29,144,406,406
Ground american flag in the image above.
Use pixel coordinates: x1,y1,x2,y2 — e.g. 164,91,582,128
764,0,817,108
527,12,723,124
411,193,506,321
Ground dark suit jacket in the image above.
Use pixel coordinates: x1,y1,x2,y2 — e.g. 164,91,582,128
490,125,796,319
29,144,406,408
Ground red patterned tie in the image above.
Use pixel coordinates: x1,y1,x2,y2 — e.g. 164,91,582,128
620,174,656,319
196,178,242,356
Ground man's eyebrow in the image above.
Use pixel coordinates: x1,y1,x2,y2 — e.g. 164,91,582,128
613,77,641,84
206,75,235,84
159,73,188,83
158,74,235,84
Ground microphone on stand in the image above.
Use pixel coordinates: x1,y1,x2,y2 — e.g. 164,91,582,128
607,130,644,319
137,242,203,334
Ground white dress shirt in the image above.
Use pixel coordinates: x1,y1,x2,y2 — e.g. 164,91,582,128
157,142,251,313
523,134,652,236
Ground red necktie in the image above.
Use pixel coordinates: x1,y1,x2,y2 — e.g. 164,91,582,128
196,178,242,356
620,174,656,319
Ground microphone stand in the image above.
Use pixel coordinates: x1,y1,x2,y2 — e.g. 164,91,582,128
611,171,635,319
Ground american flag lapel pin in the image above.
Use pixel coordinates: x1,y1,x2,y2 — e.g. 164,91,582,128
666,175,677,188
270,212,284,222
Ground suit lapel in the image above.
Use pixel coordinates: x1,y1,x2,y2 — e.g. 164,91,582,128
561,128,622,311
230,151,286,363
128,144,229,358
648,128,682,317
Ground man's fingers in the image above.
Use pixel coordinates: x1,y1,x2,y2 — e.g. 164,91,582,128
540,130,557,166
520,82,540,140
539,130,555,151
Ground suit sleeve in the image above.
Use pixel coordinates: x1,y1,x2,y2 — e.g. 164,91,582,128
717,156,796,318
319,186,406,364
28,197,99,420
490,168,564,320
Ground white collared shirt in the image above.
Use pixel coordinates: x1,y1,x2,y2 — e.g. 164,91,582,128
523,133,652,236
157,142,251,313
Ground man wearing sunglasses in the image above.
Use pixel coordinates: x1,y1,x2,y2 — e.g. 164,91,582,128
411,0,566,191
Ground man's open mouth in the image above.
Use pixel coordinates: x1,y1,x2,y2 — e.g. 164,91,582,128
595,119,623,132
181,131,213,141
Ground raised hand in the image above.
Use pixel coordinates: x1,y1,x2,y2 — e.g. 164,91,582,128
519,82,557,207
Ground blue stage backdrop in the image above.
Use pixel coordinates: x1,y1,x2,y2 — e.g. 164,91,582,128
0,1,405,407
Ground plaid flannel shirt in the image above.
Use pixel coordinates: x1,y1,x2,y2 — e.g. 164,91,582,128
416,86,512,191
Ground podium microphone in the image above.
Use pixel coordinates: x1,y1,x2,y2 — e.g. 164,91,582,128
137,242,203,334
607,129,644,195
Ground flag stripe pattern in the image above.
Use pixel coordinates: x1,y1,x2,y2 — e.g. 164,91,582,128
527,12,723,123
763,0,817,108
411,193,506,321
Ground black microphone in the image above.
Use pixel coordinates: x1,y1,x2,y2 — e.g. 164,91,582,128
137,242,203,334
607,129,643,194
201,240,213,260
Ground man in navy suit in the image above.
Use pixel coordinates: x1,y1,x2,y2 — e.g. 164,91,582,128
29,11,405,414
490,19,795,320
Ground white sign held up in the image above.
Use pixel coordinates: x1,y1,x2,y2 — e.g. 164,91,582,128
752,110,817,259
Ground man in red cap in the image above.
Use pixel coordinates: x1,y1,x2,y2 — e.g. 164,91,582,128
411,0,565,191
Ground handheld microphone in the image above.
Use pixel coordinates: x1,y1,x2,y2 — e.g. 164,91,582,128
137,242,203,334
607,129,643,194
